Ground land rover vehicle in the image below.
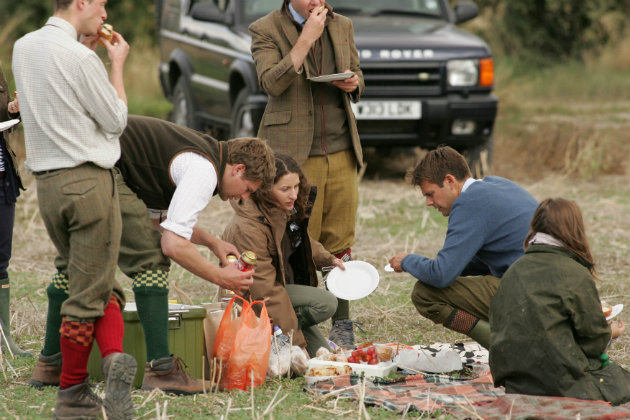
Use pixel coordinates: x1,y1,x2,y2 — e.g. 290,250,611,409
157,0,498,173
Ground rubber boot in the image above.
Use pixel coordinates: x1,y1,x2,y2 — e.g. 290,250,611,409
468,319,491,350
0,278,32,357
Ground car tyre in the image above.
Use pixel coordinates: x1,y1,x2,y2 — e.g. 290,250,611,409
230,89,258,138
464,135,494,178
170,77,201,130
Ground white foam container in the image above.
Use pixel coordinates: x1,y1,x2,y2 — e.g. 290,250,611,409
307,358,398,378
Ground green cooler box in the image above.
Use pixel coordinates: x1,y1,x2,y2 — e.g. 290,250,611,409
88,302,206,388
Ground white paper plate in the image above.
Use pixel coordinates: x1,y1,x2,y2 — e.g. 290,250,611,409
607,304,623,321
0,119,20,132
308,72,354,83
326,261,379,300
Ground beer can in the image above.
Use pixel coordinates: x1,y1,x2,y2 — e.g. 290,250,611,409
237,250,256,271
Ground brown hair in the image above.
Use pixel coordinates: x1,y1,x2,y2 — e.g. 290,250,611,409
226,137,275,189
55,0,76,11
525,197,596,276
252,153,311,220
408,146,471,187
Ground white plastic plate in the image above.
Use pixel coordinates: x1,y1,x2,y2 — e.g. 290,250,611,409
0,119,20,132
326,261,379,300
308,72,354,83
607,304,623,321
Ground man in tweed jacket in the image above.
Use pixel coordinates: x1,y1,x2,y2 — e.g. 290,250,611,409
249,0,364,347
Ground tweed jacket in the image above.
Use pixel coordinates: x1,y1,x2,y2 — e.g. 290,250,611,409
222,195,334,348
249,5,364,166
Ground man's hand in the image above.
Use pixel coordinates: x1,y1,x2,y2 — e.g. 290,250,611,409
301,4,327,45
104,31,130,68
217,264,254,293
209,238,240,266
80,34,100,51
331,70,359,93
389,252,408,273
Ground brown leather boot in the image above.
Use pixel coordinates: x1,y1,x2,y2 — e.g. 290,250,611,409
141,356,211,395
101,353,136,420
30,351,62,388
53,377,102,420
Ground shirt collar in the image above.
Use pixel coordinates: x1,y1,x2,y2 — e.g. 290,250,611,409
46,16,78,41
288,2,306,25
461,177,479,193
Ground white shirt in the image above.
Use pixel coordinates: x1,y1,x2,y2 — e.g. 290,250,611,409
461,177,479,193
12,17,127,172
153,152,218,240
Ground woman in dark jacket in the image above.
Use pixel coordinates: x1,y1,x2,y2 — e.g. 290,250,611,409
0,67,30,356
489,197,629,404
222,153,343,356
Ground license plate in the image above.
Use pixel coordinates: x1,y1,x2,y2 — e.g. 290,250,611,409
351,100,421,120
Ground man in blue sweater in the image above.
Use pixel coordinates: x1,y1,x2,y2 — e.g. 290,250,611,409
388,146,537,348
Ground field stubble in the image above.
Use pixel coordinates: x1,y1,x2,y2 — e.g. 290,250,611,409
2,41,629,418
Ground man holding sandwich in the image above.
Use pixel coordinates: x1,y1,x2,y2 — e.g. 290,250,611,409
30,115,276,395
13,0,134,419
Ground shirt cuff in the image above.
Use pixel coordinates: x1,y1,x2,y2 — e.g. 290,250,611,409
160,220,193,241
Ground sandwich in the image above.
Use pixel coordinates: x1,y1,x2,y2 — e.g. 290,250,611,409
98,23,114,46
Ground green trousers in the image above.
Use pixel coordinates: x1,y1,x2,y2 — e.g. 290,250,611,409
286,284,337,357
411,275,501,324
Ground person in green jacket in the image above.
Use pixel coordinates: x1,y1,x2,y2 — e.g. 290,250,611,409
489,197,630,405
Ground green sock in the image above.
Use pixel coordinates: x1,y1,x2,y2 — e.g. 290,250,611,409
332,298,350,322
42,273,69,356
133,270,170,362
468,319,491,350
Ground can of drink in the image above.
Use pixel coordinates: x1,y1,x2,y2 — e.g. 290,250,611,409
226,254,238,264
237,250,256,271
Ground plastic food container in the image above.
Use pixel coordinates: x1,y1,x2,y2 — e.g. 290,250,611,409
307,358,398,378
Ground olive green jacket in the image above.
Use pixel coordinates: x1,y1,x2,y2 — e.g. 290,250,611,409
249,5,364,166
490,244,630,405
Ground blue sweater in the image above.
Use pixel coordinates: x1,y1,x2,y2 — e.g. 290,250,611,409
401,176,538,288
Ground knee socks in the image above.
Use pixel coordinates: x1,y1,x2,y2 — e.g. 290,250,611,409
42,272,69,356
94,295,124,358
59,319,94,389
132,270,170,362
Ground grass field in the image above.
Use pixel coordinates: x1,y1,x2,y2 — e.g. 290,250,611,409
1,38,629,418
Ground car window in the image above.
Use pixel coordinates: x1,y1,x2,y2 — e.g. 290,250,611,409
241,0,442,23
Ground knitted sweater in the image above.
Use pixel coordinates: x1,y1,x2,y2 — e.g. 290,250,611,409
401,176,538,288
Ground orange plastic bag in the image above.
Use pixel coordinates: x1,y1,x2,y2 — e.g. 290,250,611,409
213,296,271,391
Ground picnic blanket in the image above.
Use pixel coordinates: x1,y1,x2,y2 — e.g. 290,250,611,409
305,342,630,419
306,370,503,413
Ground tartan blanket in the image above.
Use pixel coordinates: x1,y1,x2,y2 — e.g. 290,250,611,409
305,371,630,419
305,370,503,413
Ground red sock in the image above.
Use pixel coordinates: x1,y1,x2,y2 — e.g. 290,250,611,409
59,321,94,389
334,248,351,260
94,295,124,359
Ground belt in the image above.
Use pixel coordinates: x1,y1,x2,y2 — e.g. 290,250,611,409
33,169,61,176
0,171,5,179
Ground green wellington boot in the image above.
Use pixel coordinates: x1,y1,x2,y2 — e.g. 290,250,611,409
0,279,33,357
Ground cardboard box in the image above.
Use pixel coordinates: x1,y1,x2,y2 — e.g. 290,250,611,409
88,303,206,388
